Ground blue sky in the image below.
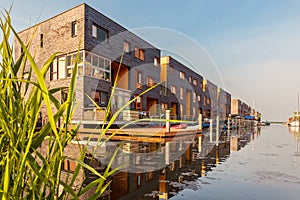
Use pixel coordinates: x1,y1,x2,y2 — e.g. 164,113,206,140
2,0,300,121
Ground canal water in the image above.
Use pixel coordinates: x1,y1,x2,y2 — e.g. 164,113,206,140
101,125,300,200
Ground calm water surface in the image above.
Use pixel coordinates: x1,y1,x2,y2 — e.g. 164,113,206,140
106,125,300,200
172,125,300,200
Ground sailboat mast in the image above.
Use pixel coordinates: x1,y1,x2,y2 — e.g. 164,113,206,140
297,90,300,123
297,90,299,115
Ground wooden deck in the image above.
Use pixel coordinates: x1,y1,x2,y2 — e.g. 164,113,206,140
76,127,201,143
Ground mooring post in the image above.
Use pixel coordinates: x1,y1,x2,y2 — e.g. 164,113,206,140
198,135,202,153
165,141,170,164
216,116,219,144
210,118,213,142
198,114,202,131
166,110,171,132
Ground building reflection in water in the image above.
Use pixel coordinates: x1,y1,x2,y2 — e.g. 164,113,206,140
94,127,261,200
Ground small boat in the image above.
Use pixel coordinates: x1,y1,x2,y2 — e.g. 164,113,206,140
288,111,300,127
288,92,300,127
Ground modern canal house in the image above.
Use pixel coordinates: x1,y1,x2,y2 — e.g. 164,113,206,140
160,56,231,121
14,3,161,123
160,56,207,120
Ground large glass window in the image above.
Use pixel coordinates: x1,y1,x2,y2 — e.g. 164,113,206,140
51,50,111,81
83,51,111,81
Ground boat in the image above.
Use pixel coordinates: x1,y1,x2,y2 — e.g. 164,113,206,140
288,113,300,127
288,92,300,127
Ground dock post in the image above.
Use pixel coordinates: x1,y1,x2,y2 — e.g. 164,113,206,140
216,116,219,145
198,114,202,131
210,119,213,142
166,110,171,132
165,142,170,164
198,135,202,153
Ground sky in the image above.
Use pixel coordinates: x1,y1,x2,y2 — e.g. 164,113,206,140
1,0,300,121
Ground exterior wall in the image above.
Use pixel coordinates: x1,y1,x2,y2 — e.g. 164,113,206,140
231,99,242,116
206,80,218,118
14,4,86,122
14,3,239,123
160,56,204,120
218,87,231,120
84,4,161,116
225,92,231,117
14,3,162,121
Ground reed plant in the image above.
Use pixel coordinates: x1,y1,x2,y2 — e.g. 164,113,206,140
0,9,121,199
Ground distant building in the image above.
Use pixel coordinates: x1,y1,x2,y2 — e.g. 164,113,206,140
231,99,242,116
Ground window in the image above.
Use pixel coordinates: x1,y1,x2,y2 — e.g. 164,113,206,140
204,95,207,106
198,95,201,101
91,90,108,107
123,41,130,53
146,76,154,87
23,71,29,80
134,48,145,61
193,92,196,103
162,102,168,110
40,34,43,48
92,24,108,42
180,104,183,116
154,57,159,66
193,78,198,86
71,21,77,37
135,70,142,88
135,96,142,110
207,98,210,105
146,171,154,181
189,76,192,83
171,85,176,94
179,71,185,79
50,62,57,81
61,90,68,102
84,51,111,81
137,174,142,187
180,87,184,100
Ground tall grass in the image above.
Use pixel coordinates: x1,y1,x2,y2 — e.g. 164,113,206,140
0,9,118,199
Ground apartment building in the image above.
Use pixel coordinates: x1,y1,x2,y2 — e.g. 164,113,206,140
217,87,231,120
231,99,242,116
231,99,252,117
14,4,161,122
160,56,206,120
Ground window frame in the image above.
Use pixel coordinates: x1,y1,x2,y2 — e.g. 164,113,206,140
134,48,145,61
123,40,130,53
171,85,176,94
71,21,77,37
92,23,108,42
179,71,185,80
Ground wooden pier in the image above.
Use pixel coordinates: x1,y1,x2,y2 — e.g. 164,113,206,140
76,127,201,143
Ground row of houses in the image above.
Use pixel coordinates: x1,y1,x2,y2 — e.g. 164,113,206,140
231,99,261,120
14,3,259,123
